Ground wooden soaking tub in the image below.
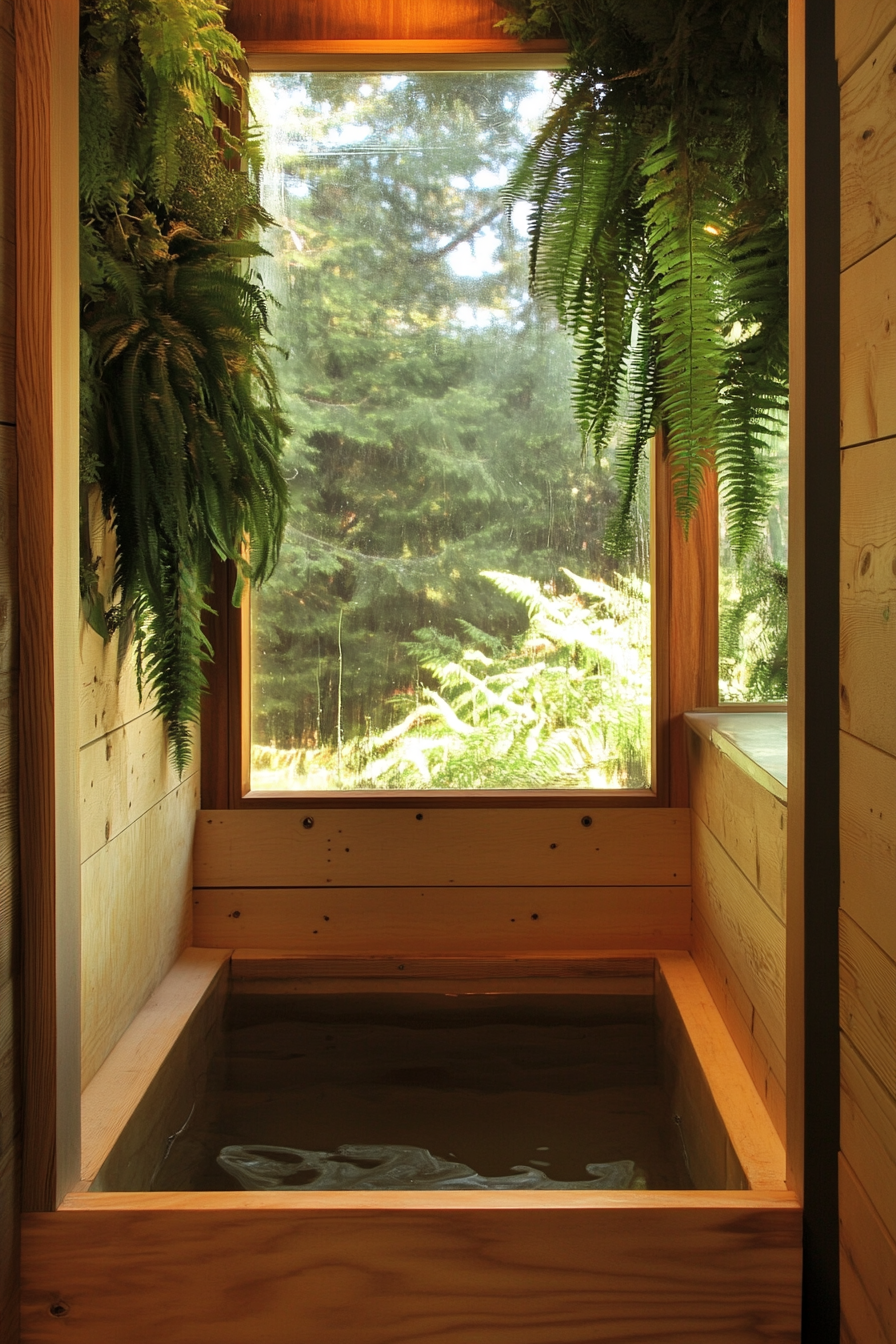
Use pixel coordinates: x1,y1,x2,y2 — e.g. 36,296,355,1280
21,946,801,1343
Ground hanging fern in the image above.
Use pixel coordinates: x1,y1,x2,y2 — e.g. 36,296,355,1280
79,0,287,771
501,0,788,558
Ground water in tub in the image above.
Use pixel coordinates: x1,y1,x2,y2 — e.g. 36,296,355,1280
155,993,694,1192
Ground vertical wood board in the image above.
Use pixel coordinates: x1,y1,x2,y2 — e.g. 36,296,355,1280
80,776,198,1089
840,437,896,756
687,728,787,920
841,21,896,269
841,1033,896,1243
0,27,13,426
21,1197,802,1344
840,730,896,961
691,813,787,1060
841,238,896,448
839,908,896,1097
839,1153,896,1344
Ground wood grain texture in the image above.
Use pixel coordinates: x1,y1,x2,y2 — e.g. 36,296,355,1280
691,813,787,1060
0,427,17,679
656,953,786,1191
227,0,538,44
839,908,896,1097
194,808,690,889
691,906,787,1145
841,239,896,447
0,1143,19,1344
0,674,17,990
230,951,653,979
21,1194,802,1343
839,1153,896,1344
837,0,896,85
840,438,896,755
666,455,719,807
0,26,13,425
841,1033,896,1243
687,727,787,920
80,708,196,862
840,731,896,961
81,776,199,1089
244,42,566,71
17,0,82,1211
841,21,896,269
194,884,691,953
81,949,230,1187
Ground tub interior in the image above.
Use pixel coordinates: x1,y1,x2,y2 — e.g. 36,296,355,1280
152,989,696,1192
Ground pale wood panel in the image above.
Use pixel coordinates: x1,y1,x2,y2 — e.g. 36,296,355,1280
81,776,199,1089
691,906,786,1144
691,814,786,1060
841,240,896,448
837,0,896,85
840,908,896,1097
21,1194,801,1343
194,884,691,953
0,27,13,424
841,1033,896,1243
687,729,787,920
656,954,786,1191
841,21,896,270
840,731,896,961
194,808,690,890
839,1154,896,1344
80,708,196,861
82,949,230,1186
839,437,896,755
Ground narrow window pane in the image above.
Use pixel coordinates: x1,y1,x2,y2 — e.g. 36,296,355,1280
250,72,651,792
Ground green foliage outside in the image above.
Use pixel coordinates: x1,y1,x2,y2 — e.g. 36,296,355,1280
253,568,650,790
79,0,287,770
250,72,651,789
500,0,789,567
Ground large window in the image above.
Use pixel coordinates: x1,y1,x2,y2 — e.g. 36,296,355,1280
248,71,653,794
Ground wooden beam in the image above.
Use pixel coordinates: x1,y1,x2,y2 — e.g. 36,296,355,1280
16,0,81,1212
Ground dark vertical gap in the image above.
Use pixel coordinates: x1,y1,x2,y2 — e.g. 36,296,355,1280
800,0,841,1334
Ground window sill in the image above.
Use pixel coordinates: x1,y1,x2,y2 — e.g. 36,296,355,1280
684,707,787,802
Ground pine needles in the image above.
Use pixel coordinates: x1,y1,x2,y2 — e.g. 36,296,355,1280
80,0,287,771
502,0,789,559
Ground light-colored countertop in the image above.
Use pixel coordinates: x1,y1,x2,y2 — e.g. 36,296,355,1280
684,709,787,802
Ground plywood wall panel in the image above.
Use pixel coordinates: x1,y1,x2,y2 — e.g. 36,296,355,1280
691,813,787,1061
80,775,198,1089
194,808,690,890
841,239,896,448
837,0,896,85
841,1034,896,1243
840,437,896,755
839,909,896,1098
687,731,786,920
839,1154,896,1344
841,23,896,269
193,884,690,954
227,0,519,44
840,731,896,961
80,710,194,862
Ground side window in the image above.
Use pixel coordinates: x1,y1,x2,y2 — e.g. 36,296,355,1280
246,70,655,796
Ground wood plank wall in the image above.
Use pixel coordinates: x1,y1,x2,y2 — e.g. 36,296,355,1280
0,0,17,1335
837,2,896,1339
687,728,787,1146
79,502,200,1089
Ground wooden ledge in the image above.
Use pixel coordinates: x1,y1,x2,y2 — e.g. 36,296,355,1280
685,709,787,802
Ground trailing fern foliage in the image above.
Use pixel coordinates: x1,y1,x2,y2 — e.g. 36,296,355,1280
79,0,287,770
501,0,789,557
